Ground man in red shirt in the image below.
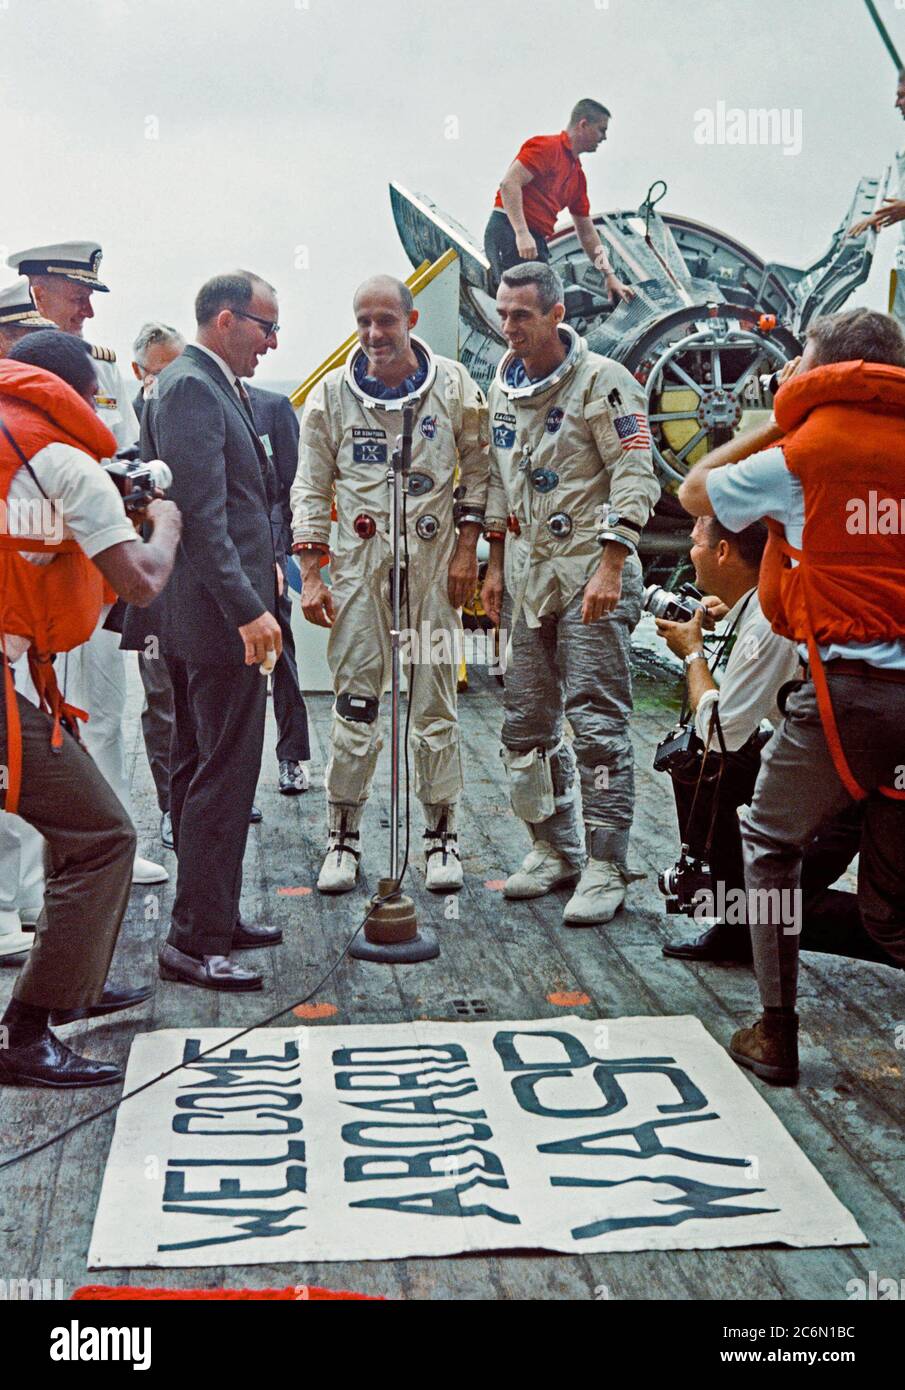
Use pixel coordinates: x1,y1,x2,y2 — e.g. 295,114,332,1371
485,98,633,303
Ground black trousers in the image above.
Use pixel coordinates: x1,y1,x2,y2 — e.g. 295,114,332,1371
671,739,763,896
670,742,890,966
272,557,310,763
483,209,550,289
165,655,267,957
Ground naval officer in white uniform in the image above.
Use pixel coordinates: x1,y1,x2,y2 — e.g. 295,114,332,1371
6,241,165,885
0,279,59,959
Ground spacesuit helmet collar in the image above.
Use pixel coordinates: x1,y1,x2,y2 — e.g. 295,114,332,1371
344,333,438,413
496,323,584,403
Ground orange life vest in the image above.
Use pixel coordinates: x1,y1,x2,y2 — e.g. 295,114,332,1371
758,359,905,800
0,358,119,813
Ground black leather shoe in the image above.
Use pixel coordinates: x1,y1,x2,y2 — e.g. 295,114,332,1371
0,1029,123,1089
160,811,174,850
158,942,263,991
663,923,753,962
279,760,310,795
232,919,283,950
50,986,153,1026
249,804,263,824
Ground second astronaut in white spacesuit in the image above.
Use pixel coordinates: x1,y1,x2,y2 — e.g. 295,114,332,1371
291,275,489,894
482,261,659,926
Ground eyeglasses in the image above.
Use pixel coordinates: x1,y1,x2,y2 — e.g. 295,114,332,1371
235,310,280,337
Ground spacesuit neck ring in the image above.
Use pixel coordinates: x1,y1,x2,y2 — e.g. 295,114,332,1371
495,324,582,402
344,333,438,413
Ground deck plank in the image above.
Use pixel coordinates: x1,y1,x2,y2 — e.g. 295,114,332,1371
0,656,901,1300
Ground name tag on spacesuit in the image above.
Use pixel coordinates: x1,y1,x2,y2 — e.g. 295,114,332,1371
352,427,387,463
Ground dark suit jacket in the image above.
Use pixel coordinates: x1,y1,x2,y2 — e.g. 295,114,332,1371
124,345,277,665
246,384,300,557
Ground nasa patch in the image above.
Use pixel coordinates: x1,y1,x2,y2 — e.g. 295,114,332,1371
545,407,564,434
420,415,438,441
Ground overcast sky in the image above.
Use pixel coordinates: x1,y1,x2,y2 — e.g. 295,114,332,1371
2,0,903,385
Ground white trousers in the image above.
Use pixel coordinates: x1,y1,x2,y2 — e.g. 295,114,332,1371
0,657,45,945
58,616,135,822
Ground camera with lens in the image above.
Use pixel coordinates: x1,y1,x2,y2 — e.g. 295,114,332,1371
658,846,713,916
758,370,781,398
653,720,707,776
642,581,704,624
104,446,171,515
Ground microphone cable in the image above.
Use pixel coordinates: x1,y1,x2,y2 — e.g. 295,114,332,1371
0,533,419,1176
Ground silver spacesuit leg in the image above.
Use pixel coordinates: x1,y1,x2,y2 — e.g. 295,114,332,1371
557,555,644,864
406,568,464,890
499,592,584,870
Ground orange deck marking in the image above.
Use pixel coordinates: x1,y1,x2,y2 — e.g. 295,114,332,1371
547,990,591,1008
278,886,313,896
484,879,507,891
293,1002,338,1020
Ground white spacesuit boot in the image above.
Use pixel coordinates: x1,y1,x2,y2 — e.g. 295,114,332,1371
563,859,627,926
503,839,579,900
317,803,363,894
422,802,463,892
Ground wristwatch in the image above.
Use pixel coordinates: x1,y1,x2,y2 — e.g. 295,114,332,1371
685,651,707,668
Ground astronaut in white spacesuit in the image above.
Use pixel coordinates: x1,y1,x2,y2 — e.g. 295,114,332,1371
482,261,659,926
291,275,489,894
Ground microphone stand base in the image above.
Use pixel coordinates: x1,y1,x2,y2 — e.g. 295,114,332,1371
349,926,439,964
349,879,440,964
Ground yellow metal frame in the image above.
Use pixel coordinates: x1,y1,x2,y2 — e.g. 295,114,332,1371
289,249,459,409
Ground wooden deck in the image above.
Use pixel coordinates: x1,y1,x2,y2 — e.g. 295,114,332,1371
1,648,902,1301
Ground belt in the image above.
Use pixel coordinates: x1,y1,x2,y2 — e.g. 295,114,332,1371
825,658,905,686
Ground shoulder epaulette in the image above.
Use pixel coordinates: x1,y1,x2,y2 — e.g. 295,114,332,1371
90,344,116,363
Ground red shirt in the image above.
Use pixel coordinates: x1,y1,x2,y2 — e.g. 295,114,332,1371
493,130,591,240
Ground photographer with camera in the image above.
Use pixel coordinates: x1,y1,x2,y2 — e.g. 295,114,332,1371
680,308,905,1087
0,330,180,1088
651,516,800,962
6,241,168,887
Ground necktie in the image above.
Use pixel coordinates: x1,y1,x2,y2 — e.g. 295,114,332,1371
236,378,255,421
236,379,273,493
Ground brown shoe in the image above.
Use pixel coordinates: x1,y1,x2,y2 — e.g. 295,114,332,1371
728,1011,799,1086
232,919,282,950
158,943,263,992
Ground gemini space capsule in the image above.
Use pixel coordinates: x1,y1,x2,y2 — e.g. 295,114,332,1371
391,172,889,537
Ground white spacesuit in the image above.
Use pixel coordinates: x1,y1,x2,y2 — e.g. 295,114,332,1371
485,324,659,924
292,335,488,892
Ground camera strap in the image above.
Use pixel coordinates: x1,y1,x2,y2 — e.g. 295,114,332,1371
681,591,755,856
677,590,753,726
0,414,52,502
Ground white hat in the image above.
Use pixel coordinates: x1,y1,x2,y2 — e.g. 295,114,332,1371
0,277,58,329
7,240,110,292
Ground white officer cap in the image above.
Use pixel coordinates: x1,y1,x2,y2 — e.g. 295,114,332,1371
0,277,58,328
7,241,110,292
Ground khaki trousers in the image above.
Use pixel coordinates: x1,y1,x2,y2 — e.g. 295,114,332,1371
0,684,136,1009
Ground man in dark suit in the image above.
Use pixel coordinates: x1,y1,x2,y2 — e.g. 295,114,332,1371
247,383,311,793
135,271,284,992
125,323,265,844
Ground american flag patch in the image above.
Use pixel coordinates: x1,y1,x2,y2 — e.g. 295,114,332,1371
613,413,651,452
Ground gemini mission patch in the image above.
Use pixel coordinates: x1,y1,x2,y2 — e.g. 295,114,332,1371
352,427,387,464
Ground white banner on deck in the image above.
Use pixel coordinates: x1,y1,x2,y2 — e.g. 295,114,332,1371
88,1016,865,1267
